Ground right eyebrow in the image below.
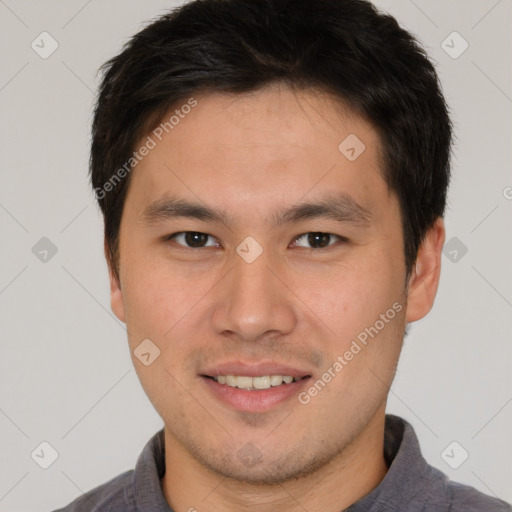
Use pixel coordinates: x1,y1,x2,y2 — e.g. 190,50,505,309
140,197,232,226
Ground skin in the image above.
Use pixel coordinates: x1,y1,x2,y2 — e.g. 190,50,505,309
109,83,445,512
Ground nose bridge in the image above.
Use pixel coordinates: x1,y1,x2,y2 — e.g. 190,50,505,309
233,250,274,299
211,247,296,341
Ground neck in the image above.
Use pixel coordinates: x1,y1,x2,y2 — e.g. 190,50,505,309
162,409,388,512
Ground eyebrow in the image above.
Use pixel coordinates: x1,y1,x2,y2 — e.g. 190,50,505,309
140,193,372,228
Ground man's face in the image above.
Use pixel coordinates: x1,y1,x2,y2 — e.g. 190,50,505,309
112,85,411,483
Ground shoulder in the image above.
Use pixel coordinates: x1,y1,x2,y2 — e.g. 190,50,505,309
383,416,511,512
52,469,135,512
445,479,512,511
52,428,167,512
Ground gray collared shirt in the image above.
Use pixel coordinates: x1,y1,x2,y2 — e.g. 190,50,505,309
53,415,511,511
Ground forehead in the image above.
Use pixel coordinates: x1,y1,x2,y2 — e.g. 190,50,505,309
152,85,382,163
125,84,390,222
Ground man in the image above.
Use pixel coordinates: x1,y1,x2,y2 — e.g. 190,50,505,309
54,0,511,510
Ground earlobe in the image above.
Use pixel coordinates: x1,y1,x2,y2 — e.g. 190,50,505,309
405,218,445,323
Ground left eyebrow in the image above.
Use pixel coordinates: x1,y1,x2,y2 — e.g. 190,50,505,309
273,193,373,227
139,192,372,228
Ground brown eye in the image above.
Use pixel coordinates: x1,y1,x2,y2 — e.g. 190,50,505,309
167,231,218,248
293,232,345,249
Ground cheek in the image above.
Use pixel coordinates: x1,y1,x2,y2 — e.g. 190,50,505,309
122,271,200,401
292,254,402,340
294,248,406,401
124,275,188,340
121,256,221,359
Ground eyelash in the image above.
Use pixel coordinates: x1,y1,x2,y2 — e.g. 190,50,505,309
162,231,348,251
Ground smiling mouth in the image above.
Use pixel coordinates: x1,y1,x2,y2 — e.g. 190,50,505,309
203,374,310,390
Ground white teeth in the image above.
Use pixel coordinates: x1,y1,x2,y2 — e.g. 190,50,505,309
235,376,253,389
270,375,284,386
213,374,299,390
252,376,271,389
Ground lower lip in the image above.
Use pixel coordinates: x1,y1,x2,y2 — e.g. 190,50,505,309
201,376,310,413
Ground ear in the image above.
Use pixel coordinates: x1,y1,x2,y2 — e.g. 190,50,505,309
105,238,126,323
405,217,445,322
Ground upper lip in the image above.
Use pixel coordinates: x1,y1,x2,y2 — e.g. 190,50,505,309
201,361,311,379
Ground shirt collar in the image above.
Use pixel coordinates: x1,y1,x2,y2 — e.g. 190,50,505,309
133,428,173,511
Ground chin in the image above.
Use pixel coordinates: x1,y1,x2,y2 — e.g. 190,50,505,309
190,440,342,486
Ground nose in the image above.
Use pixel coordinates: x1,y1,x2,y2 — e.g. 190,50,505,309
211,249,297,343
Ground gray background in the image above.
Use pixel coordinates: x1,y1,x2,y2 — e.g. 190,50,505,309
0,0,511,510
